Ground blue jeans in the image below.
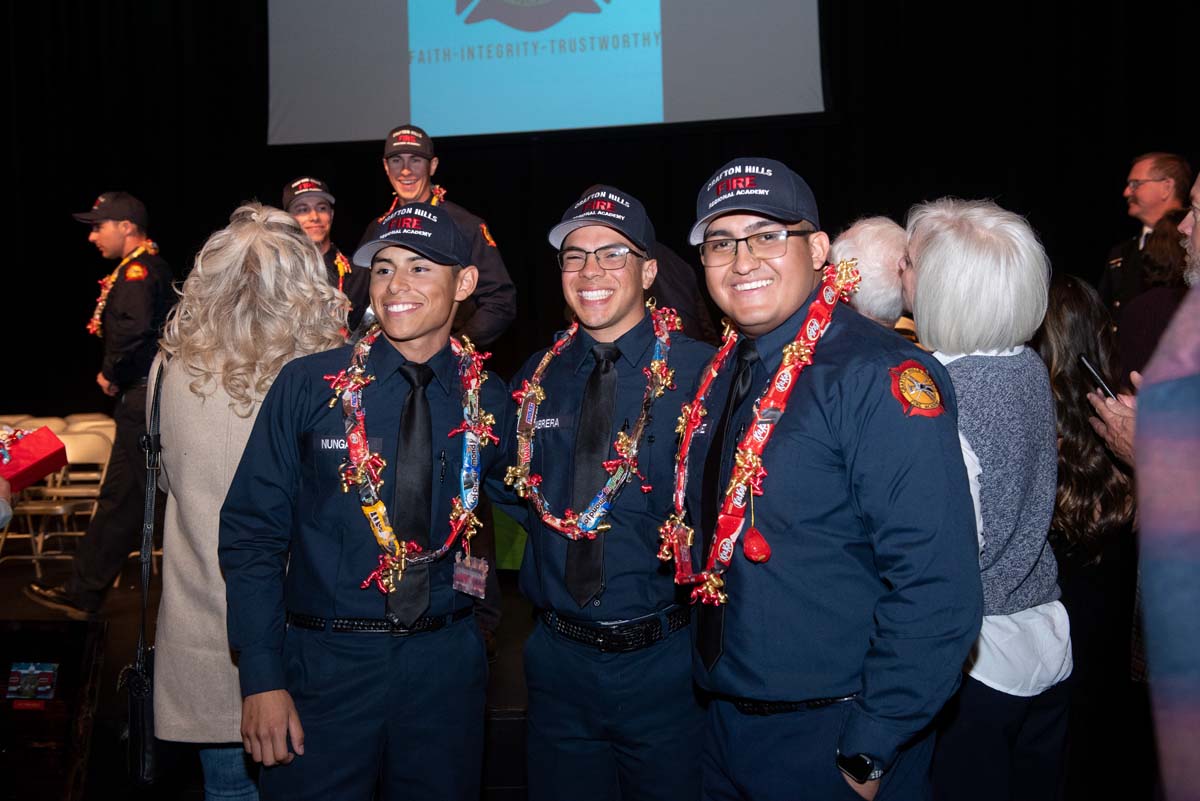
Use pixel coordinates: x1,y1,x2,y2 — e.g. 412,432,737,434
198,745,259,801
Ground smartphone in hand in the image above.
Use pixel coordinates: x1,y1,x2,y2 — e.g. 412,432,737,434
1078,354,1117,400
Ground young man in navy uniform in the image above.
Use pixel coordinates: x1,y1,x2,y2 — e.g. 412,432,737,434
672,159,982,800
362,124,517,650
26,191,174,618
283,176,371,330
219,202,512,801
505,186,713,801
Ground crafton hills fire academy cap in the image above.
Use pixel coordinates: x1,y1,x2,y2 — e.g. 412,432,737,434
689,157,820,245
548,184,656,253
72,191,149,229
352,202,470,268
282,176,336,211
383,124,435,160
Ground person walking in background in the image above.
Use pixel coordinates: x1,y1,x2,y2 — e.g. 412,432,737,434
151,203,346,801
26,191,175,619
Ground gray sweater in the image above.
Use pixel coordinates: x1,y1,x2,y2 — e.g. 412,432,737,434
945,349,1060,616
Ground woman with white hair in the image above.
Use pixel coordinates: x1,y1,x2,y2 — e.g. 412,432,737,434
907,198,1071,801
152,203,347,800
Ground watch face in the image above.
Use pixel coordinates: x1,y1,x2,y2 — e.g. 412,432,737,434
837,753,875,784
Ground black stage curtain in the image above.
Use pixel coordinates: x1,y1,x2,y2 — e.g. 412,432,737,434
2,0,1190,414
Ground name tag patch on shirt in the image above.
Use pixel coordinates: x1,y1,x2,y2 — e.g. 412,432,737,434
312,434,384,452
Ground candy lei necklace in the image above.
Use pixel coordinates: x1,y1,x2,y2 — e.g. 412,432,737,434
87,241,157,337
657,261,861,606
504,301,682,540
324,326,499,597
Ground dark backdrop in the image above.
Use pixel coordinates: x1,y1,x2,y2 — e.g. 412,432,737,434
3,0,1191,415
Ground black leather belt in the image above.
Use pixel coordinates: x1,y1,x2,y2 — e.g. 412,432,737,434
718,693,858,716
287,607,472,636
538,605,690,653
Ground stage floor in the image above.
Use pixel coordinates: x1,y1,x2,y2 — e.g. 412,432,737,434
0,558,533,800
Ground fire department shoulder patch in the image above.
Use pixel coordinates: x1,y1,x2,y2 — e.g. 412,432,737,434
888,359,944,418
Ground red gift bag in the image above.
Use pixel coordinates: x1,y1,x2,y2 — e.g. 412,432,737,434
0,427,68,492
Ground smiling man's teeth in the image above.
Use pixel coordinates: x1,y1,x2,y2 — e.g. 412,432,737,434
580,289,614,300
386,302,419,312
733,279,774,292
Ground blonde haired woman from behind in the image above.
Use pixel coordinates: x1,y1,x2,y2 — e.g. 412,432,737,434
151,203,346,799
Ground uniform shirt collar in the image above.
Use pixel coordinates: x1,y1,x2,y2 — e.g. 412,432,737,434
368,336,458,394
568,312,655,375
748,284,825,373
933,345,1025,365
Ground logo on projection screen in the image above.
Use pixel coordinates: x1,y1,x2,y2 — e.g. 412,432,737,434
457,0,608,32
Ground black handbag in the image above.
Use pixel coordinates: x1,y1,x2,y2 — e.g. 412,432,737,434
117,360,165,785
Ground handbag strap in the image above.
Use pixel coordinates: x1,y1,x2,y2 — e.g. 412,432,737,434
135,359,165,673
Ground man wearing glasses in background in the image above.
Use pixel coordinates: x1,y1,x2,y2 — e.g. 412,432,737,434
673,158,982,800
504,186,712,801
1102,152,1192,328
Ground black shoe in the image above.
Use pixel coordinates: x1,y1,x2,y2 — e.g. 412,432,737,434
24,582,98,620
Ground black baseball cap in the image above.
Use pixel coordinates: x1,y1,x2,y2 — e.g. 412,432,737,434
282,176,336,211
689,157,820,245
72,191,149,229
352,202,470,268
383,124,435,159
549,185,655,253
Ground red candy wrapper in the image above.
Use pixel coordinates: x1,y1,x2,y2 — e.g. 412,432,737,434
0,427,68,492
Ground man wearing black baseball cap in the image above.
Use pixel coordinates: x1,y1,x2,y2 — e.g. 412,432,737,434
363,124,517,651
504,185,712,801
360,124,516,347
26,191,174,619
664,158,982,800
283,176,371,330
220,201,516,800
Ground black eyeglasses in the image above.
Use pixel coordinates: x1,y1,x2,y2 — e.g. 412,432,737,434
699,230,811,268
1125,178,1169,191
557,244,646,272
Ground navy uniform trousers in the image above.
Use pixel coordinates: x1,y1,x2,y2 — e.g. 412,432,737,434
702,698,935,801
259,615,487,801
525,616,702,801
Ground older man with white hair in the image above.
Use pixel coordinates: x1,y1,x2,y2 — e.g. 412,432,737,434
830,216,907,328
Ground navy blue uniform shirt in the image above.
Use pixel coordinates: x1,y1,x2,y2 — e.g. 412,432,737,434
219,339,514,697
101,249,174,390
510,312,714,621
687,292,983,768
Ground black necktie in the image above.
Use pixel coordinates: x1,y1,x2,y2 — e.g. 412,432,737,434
388,362,434,627
565,343,619,607
697,338,760,669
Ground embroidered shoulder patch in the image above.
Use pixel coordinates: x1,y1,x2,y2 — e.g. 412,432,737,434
888,359,943,417
124,262,148,281
480,223,497,248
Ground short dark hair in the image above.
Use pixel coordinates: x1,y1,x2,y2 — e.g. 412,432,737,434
1133,152,1193,206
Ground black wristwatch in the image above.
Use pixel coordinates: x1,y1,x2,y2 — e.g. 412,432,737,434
836,751,885,783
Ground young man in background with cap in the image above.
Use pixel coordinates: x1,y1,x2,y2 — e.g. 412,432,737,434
284,175,371,330
504,185,712,801
661,158,982,800
360,124,516,347
219,202,514,801
26,191,174,619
